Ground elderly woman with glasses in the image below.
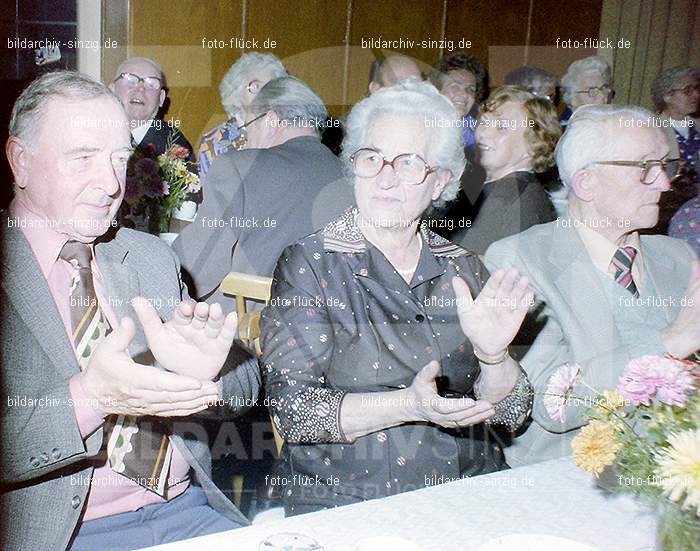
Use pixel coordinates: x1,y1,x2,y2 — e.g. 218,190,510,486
260,80,534,515
560,56,614,127
651,66,700,191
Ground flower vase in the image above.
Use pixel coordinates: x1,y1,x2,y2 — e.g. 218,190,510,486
158,232,178,246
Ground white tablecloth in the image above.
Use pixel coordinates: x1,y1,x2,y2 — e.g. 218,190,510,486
145,457,657,551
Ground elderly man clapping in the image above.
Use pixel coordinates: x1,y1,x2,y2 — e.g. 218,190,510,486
1,71,260,550
486,104,700,467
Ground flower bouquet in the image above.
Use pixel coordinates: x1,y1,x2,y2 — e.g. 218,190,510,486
122,133,200,235
545,355,700,550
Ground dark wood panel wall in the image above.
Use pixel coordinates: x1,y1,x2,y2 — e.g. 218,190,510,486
113,0,603,147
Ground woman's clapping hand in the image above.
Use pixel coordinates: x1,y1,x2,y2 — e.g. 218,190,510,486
404,361,496,428
452,268,534,361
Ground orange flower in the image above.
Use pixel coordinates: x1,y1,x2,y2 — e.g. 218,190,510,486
572,420,622,476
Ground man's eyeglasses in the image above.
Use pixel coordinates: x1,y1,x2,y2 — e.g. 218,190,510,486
574,85,612,98
591,157,683,185
350,148,437,184
115,72,162,91
239,112,267,130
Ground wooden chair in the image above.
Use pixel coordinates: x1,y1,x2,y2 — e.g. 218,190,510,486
219,272,272,356
218,272,284,455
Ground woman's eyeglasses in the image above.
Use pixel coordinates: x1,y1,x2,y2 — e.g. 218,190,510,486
574,85,612,98
350,148,437,184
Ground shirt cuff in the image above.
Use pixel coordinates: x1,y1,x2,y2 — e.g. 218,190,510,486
484,371,534,431
68,373,104,438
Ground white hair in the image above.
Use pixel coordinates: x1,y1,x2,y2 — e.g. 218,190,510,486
249,76,328,131
219,52,287,119
556,103,656,187
11,70,124,149
561,56,612,106
341,79,466,205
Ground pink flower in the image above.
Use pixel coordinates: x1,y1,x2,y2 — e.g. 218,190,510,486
167,144,190,160
618,355,695,407
656,363,695,407
544,363,581,422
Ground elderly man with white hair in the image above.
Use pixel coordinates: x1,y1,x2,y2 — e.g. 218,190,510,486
485,104,700,467
1,71,259,550
110,57,195,160
174,76,353,309
560,56,614,127
197,52,287,178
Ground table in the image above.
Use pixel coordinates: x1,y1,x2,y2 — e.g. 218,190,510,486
145,457,657,551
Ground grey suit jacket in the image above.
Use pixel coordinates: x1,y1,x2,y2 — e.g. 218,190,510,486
172,135,353,308
485,218,698,467
0,216,260,550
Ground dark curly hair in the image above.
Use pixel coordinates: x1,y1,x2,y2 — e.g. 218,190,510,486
429,51,489,102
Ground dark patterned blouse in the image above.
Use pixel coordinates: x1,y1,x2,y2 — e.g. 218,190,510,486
261,208,532,515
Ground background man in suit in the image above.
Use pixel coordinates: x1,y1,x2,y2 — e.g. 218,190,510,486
485,104,700,467
173,76,354,309
1,71,260,550
109,57,195,160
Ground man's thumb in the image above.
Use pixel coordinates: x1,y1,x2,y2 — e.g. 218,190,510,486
102,317,136,353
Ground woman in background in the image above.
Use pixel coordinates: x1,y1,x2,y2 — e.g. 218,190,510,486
452,86,561,255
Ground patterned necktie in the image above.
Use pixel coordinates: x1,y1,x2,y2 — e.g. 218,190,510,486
60,241,174,497
610,246,639,298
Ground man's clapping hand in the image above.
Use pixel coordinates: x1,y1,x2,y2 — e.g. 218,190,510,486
132,297,238,381
662,261,700,359
80,316,220,418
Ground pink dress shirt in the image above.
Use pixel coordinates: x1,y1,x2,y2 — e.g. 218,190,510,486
11,199,190,521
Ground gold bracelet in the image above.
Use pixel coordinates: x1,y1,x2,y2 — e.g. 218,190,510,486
474,348,509,365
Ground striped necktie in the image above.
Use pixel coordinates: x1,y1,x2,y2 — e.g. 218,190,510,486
60,241,174,497
610,246,639,298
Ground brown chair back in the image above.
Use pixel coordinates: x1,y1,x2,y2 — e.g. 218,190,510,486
219,272,272,357
218,272,283,453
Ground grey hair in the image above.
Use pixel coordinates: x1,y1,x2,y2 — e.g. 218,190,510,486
341,79,465,205
114,57,166,88
561,56,612,106
556,103,655,187
651,66,700,112
249,76,328,132
10,70,124,148
505,66,558,89
219,52,287,119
